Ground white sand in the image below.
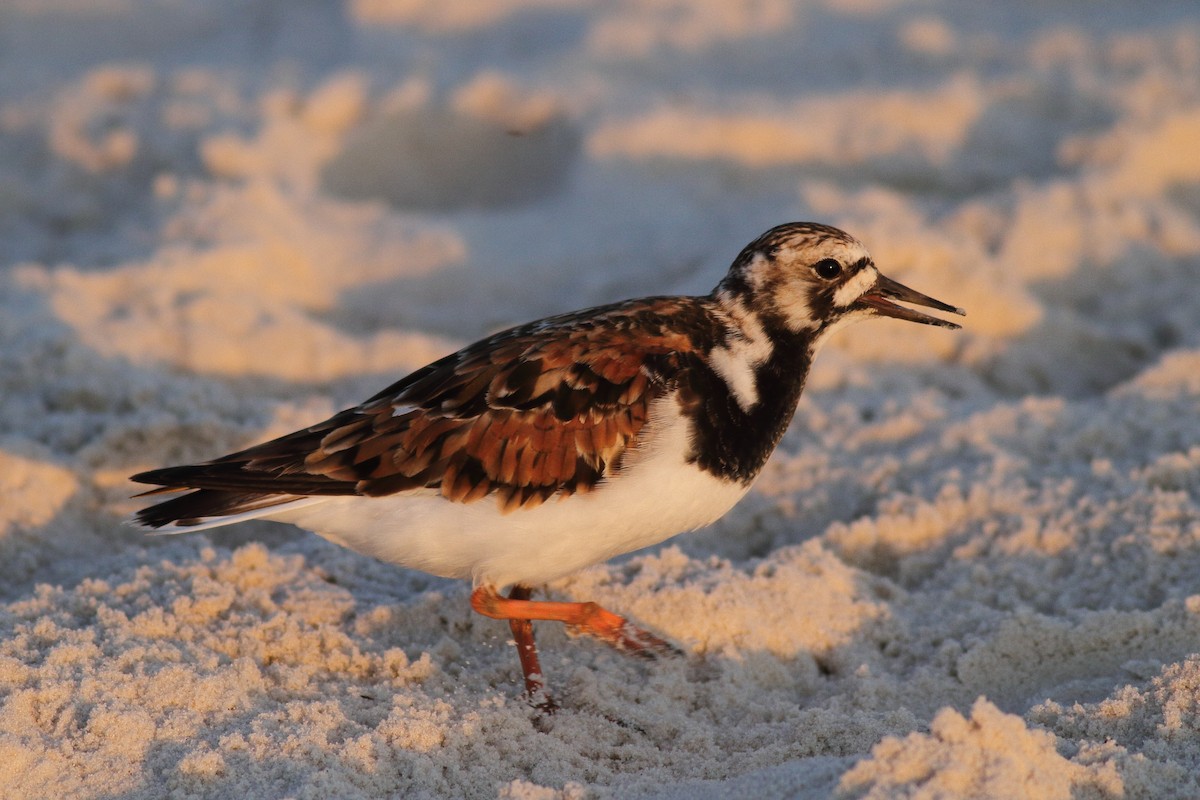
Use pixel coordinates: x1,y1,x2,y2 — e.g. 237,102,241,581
3,1,1200,797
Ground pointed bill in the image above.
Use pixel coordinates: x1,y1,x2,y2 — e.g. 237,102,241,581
855,274,966,329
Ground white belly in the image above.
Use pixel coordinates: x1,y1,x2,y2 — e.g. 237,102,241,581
269,402,751,588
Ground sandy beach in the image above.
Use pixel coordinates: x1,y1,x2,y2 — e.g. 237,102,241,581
3,1,1200,797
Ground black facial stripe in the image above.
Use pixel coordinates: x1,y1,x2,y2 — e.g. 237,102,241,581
806,283,835,323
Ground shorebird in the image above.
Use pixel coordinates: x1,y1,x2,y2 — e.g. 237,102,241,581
132,221,963,710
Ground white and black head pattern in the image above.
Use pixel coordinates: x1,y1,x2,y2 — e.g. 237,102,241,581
716,222,882,335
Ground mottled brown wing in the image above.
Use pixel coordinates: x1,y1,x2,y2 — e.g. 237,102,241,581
132,297,721,514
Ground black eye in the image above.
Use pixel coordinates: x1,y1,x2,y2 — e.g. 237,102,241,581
814,258,842,280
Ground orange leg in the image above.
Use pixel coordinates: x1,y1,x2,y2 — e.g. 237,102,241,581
471,584,682,707
502,586,557,713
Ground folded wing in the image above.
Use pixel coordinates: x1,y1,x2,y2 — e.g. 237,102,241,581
132,298,717,527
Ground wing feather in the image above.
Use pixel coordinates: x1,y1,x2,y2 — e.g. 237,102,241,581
132,297,722,521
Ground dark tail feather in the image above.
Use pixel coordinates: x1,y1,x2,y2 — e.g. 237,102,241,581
134,489,297,529
130,464,350,496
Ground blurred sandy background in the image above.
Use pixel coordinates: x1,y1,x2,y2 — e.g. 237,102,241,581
2,1,1200,797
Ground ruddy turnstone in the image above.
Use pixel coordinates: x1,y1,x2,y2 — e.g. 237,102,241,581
132,222,963,710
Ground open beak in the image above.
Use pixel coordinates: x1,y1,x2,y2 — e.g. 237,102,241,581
855,274,966,330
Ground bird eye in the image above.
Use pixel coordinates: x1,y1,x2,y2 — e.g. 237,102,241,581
813,258,842,280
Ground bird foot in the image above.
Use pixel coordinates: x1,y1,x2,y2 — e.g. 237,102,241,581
470,584,682,710
562,603,683,659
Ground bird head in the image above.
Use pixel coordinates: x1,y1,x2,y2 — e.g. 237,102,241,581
718,222,965,336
